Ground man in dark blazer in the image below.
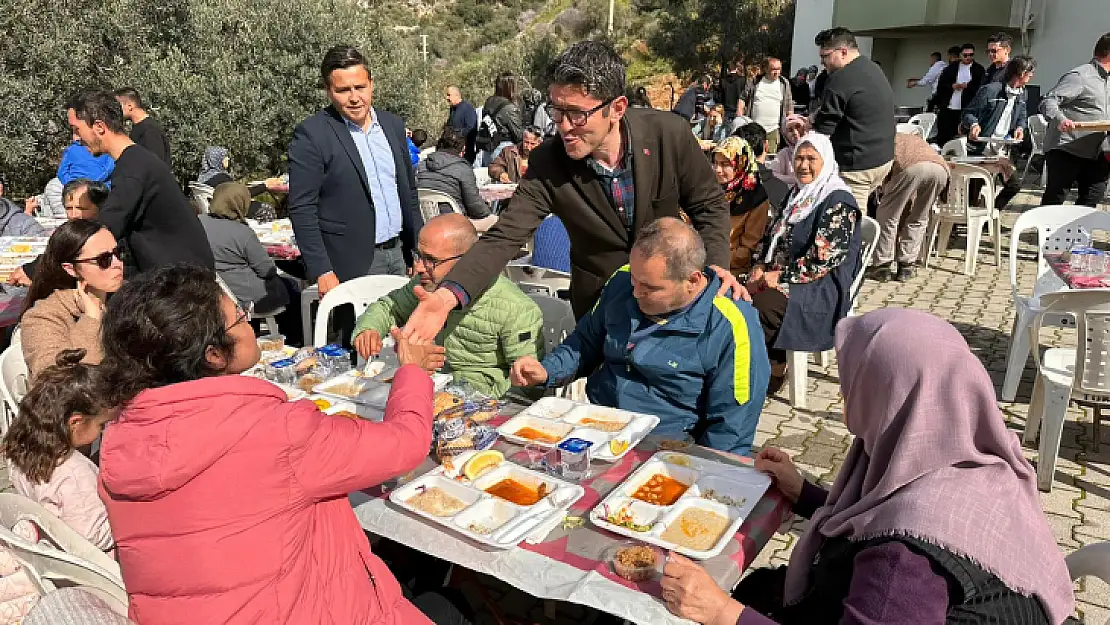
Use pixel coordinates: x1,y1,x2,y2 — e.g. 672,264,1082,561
401,40,738,342
934,43,986,146
288,45,421,297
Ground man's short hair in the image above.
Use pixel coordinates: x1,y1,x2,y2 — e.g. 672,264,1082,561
436,125,467,154
1095,33,1110,59
734,123,767,158
1004,55,1037,82
320,44,370,88
523,125,543,138
62,178,109,206
947,45,962,56
113,87,144,109
411,129,428,148
633,218,706,281
814,27,858,50
762,57,782,73
66,90,126,134
548,40,626,102
961,43,976,52
990,32,1013,48
930,52,942,62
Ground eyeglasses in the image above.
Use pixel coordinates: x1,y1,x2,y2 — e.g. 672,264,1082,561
412,249,465,272
229,300,253,330
544,99,615,127
962,53,975,58
72,245,123,270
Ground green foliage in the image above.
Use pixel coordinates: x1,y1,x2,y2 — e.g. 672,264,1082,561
648,0,795,77
0,0,426,195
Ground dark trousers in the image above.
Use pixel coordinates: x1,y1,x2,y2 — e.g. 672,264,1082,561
1041,149,1110,207
254,276,304,347
935,108,962,147
969,172,1023,211
751,287,790,367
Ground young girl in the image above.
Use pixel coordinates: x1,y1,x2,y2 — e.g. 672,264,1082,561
2,349,114,552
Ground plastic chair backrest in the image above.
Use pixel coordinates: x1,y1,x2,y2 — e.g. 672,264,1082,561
417,188,462,223
23,587,134,624
895,123,924,137
527,293,575,359
908,112,936,137
188,182,214,214
0,494,127,612
1028,114,1047,155
0,345,28,432
936,164,992,219
941,138,968,157
1008,205,1104,298
313,275,410,347
849,216,880,305
1067,541,1110,625
1035,290,1110,396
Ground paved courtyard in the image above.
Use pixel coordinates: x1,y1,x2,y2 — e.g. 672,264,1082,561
748,184,1110,624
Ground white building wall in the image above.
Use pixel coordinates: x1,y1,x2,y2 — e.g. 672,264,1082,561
1028,0,1107,96
877,31,1002,107
790,0,872,75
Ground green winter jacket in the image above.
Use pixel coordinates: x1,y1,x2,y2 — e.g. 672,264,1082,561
352,276,544,398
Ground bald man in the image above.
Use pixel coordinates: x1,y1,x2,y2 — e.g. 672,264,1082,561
352,213,542,398
511,218,770,455
445,86,478,161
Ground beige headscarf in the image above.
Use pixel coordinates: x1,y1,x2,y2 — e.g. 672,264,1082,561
208,182,251,224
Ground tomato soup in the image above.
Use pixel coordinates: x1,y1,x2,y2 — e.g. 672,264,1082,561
632,474,689,506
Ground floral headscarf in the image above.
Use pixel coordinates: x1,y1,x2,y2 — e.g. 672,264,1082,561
197,146,229,186
712,137,764,215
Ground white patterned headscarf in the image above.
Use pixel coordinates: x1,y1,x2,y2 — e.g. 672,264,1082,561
782,132,851,224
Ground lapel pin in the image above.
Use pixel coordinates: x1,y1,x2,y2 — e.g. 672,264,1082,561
643,148,651,156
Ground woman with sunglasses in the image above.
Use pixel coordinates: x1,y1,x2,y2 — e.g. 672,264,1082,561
20,219,123,377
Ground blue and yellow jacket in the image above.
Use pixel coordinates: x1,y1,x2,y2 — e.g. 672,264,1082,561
541,267,770,456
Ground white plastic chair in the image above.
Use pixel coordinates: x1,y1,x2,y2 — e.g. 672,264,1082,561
1067,541,1110,625
1025,289,1110,492
1001,205,1110,401
895,123,924,137
526,293,584,401
251,307,283,338
1023,114,1048,186
908,112,937,140
940,137,968,157
0,494,127,613
922,164,1000,276
786,216,879,409
300,284,320,350
312,275,410,347
473,167,492,187
417,188,463,223
504,263,571,298
0,345,29,433
187,182,214,214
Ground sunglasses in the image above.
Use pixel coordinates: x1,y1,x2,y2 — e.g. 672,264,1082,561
72,245,123,270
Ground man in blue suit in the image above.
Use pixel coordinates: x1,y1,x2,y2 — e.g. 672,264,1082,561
288,45,422,297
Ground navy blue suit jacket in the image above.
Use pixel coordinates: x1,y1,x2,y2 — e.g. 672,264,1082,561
287,105,421,282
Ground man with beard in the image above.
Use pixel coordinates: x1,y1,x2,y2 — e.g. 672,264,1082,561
489,125,544,183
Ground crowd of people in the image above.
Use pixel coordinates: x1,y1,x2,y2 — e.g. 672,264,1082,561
0,22,1105,625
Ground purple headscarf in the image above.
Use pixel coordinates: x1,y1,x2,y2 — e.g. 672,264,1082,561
783,309,1075,624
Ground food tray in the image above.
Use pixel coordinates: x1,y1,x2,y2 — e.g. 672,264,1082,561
588,451,770,559
389,451,585,549
497,398,660,462
304,394,385,421
314,370,453,407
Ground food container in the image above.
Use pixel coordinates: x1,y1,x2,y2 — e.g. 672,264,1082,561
604,541,663,582
498,415,575,446
589,452,771,559
496,401,659,463
294,372,324,393
315,344,352,377
265,358,297,386
257,334,286,353
313,372,390,407
556,437,593,481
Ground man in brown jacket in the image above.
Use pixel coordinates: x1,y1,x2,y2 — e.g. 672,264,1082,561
402,40,735,340
489,125,544,183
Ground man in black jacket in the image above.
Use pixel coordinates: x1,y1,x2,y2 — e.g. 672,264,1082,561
811,27,895,209
935,43,986,146
287,45,422,297
962,56,1036,209
66,90,213,274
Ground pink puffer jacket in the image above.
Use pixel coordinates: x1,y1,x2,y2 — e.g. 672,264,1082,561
98,365,435,625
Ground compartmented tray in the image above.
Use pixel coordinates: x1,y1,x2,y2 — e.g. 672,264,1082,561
588,451,771,560
496,398,660,463
389,451,585,549
314,370,453,408
304,394,385,421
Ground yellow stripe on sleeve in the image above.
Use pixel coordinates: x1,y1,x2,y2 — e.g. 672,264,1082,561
711,297,752,405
